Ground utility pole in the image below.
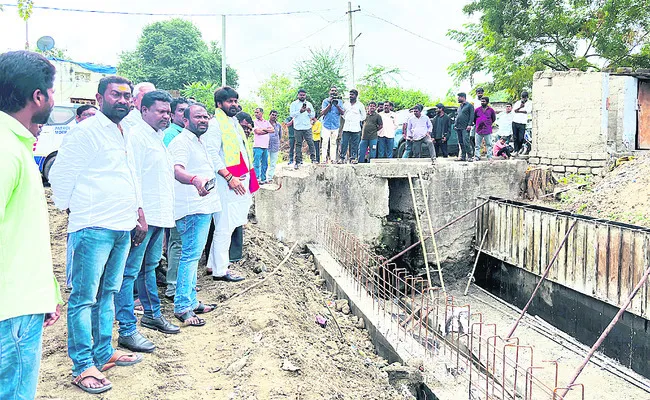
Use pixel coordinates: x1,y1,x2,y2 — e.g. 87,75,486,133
347,2,361,88
221,15,227,87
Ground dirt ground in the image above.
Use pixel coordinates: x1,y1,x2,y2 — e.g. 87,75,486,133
37,189,405,400
542,154,650,227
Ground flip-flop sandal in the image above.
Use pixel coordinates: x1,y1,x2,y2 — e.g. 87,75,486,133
101,362,115,372
72,367,112,394
107,350,143,367
175,310,206,327
194,302,217,314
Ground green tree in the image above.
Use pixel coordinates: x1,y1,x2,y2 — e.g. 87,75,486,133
118,19,238,91
17,0,33,21
448,0,650,99
34,47,68,59
180,82,218,113
357,65,432,110
256,73,295,120
294,48,347,114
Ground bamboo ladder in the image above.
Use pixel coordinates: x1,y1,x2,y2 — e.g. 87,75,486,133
407,172,446,293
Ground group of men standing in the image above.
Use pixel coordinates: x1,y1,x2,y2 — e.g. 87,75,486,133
0,50,256,397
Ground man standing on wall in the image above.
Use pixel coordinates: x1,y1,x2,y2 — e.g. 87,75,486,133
205,86,259,284
377,101,396,158
0,50,62,400
340,89,366,164
114,90,180,355
473,96,497,161
512,91,532,154
51,76,145,394
252,107,273,184
431,103,452,158
168,104,221,327
289,89,316,169
267,110,281,181
454,92,475,162
320,85,345,163
358,101,383,163
496,102,514,143
406,104,436,162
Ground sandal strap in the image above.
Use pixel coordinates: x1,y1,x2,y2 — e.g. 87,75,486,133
107,350,135,364
73,367,106,384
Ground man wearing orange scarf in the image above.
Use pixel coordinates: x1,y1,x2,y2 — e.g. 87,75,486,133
203,86,259,282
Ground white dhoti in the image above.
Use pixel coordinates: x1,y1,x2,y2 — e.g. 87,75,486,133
207,174,252,277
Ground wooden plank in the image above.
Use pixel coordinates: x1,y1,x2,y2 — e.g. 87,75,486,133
573,220,588,294
556,217,569,286
595,224,610,300
532,211,541,275
525,209,535,273
540,213,550,279
638,80,650,149
619,229,634,306
566,217,577,287
518,207,526,269
608,227,622,305
585,222,598,296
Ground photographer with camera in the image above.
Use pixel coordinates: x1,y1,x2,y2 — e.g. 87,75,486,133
320,85,345,163
512,91,532,154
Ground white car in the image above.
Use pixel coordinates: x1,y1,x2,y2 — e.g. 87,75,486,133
33,104,81,181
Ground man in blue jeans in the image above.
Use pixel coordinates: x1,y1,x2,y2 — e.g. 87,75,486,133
0,50,63,400
168,104,221,327
114,90,180,355
252,107,273,183
358,101,383,163
340,89,366,163
51,76,147,394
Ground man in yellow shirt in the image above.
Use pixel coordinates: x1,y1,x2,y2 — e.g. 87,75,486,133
0,50,63,399
311,117,323,164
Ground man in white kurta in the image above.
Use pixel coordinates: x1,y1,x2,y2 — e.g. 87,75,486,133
203,86,254,282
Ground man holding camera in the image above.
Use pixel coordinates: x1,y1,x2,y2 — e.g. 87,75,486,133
320,85,345,163
289,89,316,169
512,91,531,154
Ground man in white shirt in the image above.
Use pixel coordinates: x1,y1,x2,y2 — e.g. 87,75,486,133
114,90,180,355
340,89,366,163
512,91,532,153
203,86,255,283
168,104,221,327
495,102,514,143
289,89,316,169
121,82,155,130
50,76,145,394
377,101,397,158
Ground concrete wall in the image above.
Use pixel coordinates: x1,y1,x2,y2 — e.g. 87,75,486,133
608,75,638,153
256,160,527,278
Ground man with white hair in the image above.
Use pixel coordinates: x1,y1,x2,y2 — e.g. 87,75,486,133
122,82,156,130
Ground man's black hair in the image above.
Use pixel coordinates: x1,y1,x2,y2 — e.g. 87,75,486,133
349,89,359,96
97,76,133,97
369,101,377,106
457,92,467,98
236,111,253,126
476,87,485,93
521,91,529,98
76,104,97,117
213,86,239,107
270,109,278,115
171,97,189,113
184,103,207,119
482,96,490,104
506,102,513,106
0,50,56,113
255,107,264,113
297,88,306,94
141,90,173,110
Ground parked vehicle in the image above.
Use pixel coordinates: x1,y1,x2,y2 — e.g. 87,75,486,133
392,106,459,158
33,104,81,181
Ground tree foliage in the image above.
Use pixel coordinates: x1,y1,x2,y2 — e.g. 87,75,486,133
357,65,432,111
448,0,650,98
34,46,68,59
180,82,219,113
256,73,295,120
17,0,33,21
118,19,238,91
295,48,347,114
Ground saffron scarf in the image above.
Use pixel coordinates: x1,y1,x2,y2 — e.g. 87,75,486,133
214,108,259,193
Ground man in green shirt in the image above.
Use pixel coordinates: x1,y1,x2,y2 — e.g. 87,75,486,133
163,97,190,147
0,50,63,400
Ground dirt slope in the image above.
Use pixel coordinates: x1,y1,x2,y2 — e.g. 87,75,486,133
38,190,404,400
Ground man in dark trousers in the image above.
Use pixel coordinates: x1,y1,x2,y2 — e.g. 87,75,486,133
454,92,475,162
431,103,452,158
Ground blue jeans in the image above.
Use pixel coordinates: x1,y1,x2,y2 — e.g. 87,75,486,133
115,226,164,337
340,131,361,161
253,147,269,182
65,233,75,288
402,140,413,158
267,151,279,180
377,137,393,158
288,136,295,163
166,227,181,298
0,314,45,400
474,133,494,159
67,227,130,376
358,139,377,163
174,214,212,315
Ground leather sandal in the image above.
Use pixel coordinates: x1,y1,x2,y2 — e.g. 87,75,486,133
174,310,206,327
194,302,217,314
106,349,143,367
72,366,112,394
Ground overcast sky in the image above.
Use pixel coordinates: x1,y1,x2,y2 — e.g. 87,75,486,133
0,0,478,100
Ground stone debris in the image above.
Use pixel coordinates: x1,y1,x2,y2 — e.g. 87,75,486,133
280,359,301,372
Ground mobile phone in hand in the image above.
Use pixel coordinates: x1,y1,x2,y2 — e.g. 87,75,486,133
205,178,216,191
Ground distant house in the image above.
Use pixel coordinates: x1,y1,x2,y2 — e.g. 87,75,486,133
48,58,117,105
